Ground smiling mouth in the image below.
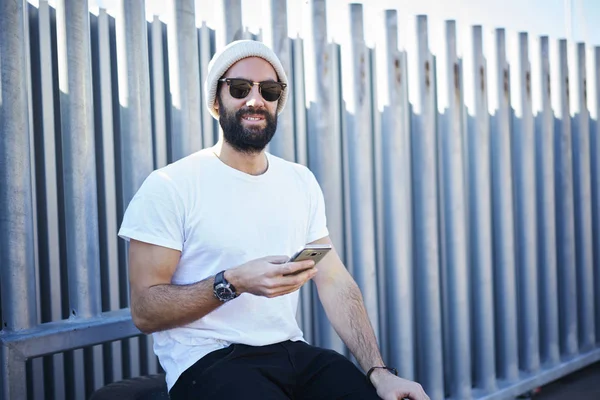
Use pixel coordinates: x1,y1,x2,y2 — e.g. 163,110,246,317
242,116,265,122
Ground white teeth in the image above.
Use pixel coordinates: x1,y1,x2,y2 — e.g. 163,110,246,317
245,117,261,121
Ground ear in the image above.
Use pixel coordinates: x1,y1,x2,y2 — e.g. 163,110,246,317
213,98,220,116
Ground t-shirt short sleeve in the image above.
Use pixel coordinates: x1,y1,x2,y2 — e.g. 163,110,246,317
118,170,185,251
305,169,329,243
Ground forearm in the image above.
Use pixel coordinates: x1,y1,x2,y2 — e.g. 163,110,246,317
132,275,221,334
317,274,384,373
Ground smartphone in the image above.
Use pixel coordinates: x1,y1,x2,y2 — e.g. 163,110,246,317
284,244,332,276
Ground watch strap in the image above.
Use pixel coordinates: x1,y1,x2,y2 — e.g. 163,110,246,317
214,270,226,286
213,270,237,300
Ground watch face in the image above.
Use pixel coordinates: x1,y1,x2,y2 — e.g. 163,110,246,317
215,284,235,301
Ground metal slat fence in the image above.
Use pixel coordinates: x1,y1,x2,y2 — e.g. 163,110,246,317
1,0,600,399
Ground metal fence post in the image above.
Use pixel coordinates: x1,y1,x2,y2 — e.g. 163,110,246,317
307,0,346,355
32,1,67,396
220,0,243,48
440,20,472,399
0,0,37,397
292,37,308,167
116,0,156,379
266,0,295,162
167,0,202,161
55,0,101,320
535,36,560,367
555,39,578,358
290,36,313,339
92,7,124,384
411,15,444,399
347,3,380,344
491,28,519,382
149,16,168,168
468,25,497,393
56,0,103,396
198,22,217,148
572,42,596,351
513,32,540,373
116,0,154,225
592,46,600,344
381,10,415,380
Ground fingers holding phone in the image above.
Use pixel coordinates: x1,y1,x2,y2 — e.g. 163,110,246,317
282,244,332,276
270,260,318,296
226,244,331,298
281,259,316,276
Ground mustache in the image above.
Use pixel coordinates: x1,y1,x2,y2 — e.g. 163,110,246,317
236,108,270,118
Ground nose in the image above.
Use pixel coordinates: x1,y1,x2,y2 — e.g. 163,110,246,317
245,84,265,108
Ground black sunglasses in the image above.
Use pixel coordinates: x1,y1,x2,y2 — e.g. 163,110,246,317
218,78,286,102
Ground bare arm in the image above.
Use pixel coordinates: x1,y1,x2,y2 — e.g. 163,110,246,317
312,236,429,400
311,237,384,372
128,239,222,333
128,239,318,334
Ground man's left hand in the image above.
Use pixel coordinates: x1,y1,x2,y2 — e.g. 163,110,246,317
370,369,430,400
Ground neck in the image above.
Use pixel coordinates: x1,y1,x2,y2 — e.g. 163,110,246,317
212,140,268,176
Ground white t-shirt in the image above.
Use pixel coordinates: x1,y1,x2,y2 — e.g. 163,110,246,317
118,148,329,390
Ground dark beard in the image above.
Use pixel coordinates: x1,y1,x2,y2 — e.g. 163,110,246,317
218,96,278,154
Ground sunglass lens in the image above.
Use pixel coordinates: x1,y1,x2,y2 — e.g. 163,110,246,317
260,82,283,102
228,80,251,99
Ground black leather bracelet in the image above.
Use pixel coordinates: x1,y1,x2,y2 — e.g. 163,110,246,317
366,366,398,384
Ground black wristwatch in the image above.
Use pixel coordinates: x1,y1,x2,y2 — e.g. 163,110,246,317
213,270,237,302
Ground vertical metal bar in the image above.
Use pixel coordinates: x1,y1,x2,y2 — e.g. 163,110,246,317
572,42,595,350
116,0,154,380
308,0,345,355
56,1,102,394
167,0,202,161
63,349,85,400
199,22,217,148
116,0,154,227
35,1,66,397
468,25,497,393
30,359,45,400
341,55,354,303
440,20,471,399
143,15,164,380
150,17,168,168
593,47,600,344
382,9,415,380
148,336,158,374
93,8,123,384
437,51,450,397
267,0,295,162
555,39,578,357
347,3,379,342
0,0,37,398
293,37,308,167
491,28,519,382
55,0,101,318
370,45,388,363
0,0,38,334
513,32,540,373
220,0,243,47
1,346,27,400
411,15,444,399
86,345,104,396
536,36,560,367
291,37,312,341
25,4,41,341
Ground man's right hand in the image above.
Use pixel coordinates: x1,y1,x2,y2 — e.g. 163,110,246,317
225,256,317,298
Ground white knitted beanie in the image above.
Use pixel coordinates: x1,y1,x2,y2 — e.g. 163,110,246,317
205,40,289,119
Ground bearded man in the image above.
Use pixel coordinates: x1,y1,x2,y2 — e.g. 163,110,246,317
119,40,429,400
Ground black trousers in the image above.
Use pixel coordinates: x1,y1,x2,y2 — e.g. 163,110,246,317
169,340,380,399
